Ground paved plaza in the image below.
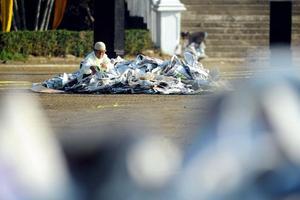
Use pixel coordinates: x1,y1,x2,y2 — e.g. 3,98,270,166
0,69,214,147
0,64,292,147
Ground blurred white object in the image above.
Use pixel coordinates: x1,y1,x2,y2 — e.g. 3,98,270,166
127,136,182,189
176,65,300,199
262,80,300,165
0,92,72,200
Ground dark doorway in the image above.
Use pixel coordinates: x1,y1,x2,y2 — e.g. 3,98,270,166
94,0,125,58
270,1,292,47
269,1,292,67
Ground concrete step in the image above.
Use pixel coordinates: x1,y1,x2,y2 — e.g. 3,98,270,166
182,14,269,22
205,52,270,59
293,5,300,15
180,0,299,60
292,47,300,57
292,23,300,27
185,5,269,15
292,42,300,46
181,21,270,28
206,48,270,55
206,50,270,58
185,4,269,9
292,16,300,21
181,0,269,5
292,34,300,41
292,36,300,44
180,27,269,34
186,33,269,40
292,25,300,31
201,58,247,69
183,10,269,16
292,34,300,40
293,22,300,27
205,45,269,52
205,39,269,46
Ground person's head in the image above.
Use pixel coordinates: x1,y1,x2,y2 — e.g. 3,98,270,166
94,41,106,58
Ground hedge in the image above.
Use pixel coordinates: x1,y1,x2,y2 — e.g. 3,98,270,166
125,29,153,55
0,29,153,60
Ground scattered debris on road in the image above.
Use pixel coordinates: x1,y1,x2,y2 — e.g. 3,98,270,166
34,51,223,94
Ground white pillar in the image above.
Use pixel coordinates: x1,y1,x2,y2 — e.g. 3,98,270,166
151,0,159,45
154,0,186,55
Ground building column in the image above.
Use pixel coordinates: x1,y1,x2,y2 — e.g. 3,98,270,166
153,0,186,55
94,0,125,58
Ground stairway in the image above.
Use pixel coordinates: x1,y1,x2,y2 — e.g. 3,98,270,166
181,0,271,68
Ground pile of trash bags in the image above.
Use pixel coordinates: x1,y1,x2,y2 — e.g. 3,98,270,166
42,51,220,94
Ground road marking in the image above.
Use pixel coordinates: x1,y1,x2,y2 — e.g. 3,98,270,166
0,64,78,68
0,80,31,84
0,81,32,87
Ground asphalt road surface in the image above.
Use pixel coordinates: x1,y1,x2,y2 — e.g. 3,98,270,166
2,65,299,149
0,65,263,147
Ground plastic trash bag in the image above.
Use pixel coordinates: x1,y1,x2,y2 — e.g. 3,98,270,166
41,51,222,94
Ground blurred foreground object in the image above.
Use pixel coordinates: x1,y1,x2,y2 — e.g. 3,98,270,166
177,62,300,199
0,92,183,200
62,133,182,200
0,92,73,200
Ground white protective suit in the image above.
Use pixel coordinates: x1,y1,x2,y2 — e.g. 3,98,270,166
80,51,111,75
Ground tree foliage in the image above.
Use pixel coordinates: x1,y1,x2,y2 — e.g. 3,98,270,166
12,0,94,31
13,0,54,30
59,0,94,30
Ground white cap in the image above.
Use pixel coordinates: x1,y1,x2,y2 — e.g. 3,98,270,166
94,41,106,51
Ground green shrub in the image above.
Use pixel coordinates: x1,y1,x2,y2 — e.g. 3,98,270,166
0,29,153,61
0,51,26,61
125,29,153,55
0,30,93,61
